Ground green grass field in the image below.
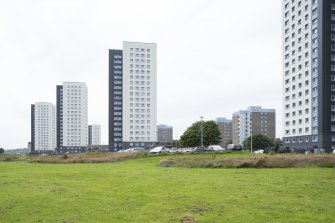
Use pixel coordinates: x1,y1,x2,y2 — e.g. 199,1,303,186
1,155,335,223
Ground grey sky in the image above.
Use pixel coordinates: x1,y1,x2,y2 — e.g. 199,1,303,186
0,0,282,149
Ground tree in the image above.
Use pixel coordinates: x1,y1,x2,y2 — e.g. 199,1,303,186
179,121,221,147
274,138,283,152
171,140,180,148
242,134,274,151
0,148,4,154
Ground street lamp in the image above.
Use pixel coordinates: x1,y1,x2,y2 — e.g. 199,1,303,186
250,121,253,153
200,116,204,147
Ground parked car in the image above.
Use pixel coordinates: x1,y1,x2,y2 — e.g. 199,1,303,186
183,148,195,153
227,144,243,151
169,148,180,153
149,146,169,154
129,147,146,152
207,145,225,152
278,147,291,153
333,149,335,154
192,147,206,153
254,149,265,154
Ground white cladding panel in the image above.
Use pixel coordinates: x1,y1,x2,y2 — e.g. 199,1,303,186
238,112,248,145
91,124,101,145
122,42,157,142
282,0,313,137
34,102,56,150
62,82,88,147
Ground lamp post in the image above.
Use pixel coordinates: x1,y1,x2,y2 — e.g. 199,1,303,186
200,116,204,147
250,120,253,153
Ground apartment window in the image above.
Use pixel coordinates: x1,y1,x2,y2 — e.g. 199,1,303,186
305,118,309,124
305,14,309,21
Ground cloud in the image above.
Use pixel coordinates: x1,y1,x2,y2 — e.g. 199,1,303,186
0,0,282,149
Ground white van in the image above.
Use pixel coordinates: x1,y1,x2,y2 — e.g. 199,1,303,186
149,146,169,154
207,145,225,151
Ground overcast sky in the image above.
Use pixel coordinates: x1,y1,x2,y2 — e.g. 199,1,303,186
0,0,283,149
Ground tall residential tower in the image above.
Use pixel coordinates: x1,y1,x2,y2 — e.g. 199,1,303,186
109,42,157,151
282,0,335,151
31,102,56,152
56,82,88,153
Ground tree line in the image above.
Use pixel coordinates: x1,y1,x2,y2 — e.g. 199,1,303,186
176,120,282,151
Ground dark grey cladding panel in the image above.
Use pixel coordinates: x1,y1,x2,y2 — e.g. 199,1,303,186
56,85,63,148
122,141,155,150
31,104,35,151
109,50,123,151
283,134,333,152
56,146,88,154
317,0,335,149
88,125,92,145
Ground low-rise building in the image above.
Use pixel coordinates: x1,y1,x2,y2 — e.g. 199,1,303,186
157,124,173,145
232,106,276,146
88,124,101,145
215,117,232,148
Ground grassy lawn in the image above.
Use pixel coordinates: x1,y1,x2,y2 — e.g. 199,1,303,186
0,155,335,223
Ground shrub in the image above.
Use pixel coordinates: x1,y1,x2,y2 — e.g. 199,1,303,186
27,151,154,164
160,154,335,169
0,154,21,162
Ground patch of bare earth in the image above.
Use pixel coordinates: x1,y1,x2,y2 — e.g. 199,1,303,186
180,216,197,223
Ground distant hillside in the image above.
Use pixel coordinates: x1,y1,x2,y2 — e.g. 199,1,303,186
5,148,29,154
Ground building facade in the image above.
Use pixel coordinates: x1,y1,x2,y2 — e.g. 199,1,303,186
282,0,335,152
233,106,276,146
31,102,56,151
88,124,101,145
56,82,88,153
157,124,173,145
215,117,232,148
232,110,248,146
109,42,157,151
